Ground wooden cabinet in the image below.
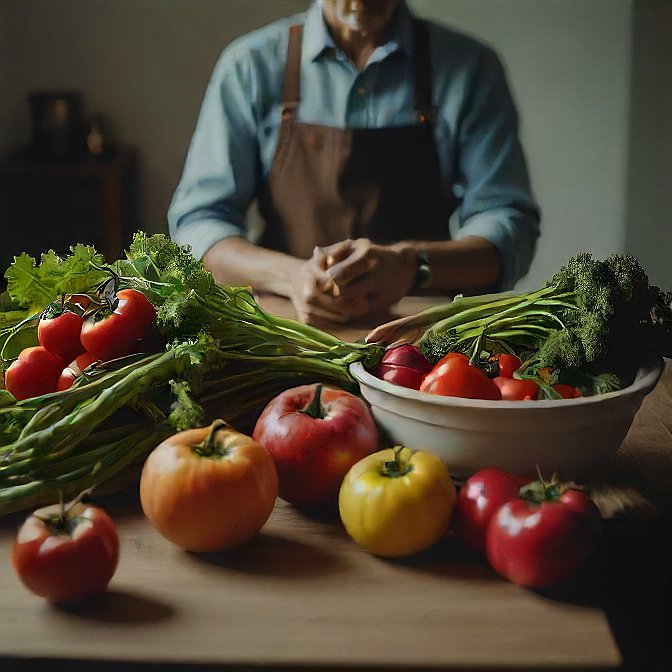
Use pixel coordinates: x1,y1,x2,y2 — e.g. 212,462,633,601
0,146,140,281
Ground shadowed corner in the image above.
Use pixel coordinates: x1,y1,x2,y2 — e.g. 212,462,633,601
598,519,672,672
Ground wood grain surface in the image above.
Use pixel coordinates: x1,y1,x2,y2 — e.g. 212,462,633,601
0,494,621,670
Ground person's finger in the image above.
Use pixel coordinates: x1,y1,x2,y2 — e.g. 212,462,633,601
312,245,330,271
303,291,369,323
322,277,341,297
324,239,354,268
327,252,375,289
330,273,376,301
298,302,350,325
306,251,342,296
302,298,370,327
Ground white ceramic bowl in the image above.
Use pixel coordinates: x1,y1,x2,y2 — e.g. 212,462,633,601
349,359,663,480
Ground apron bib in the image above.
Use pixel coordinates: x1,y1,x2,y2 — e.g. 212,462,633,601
257,20,455,258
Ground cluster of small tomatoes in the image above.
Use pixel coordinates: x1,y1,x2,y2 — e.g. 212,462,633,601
4,286,157,401
11,380,601,605
373,344,582,400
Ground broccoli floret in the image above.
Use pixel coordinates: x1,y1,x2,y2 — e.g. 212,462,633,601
418,252,672,384
119,232,220,337
126,232,214,295
127,231,187,272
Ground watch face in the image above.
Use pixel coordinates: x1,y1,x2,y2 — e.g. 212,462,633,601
416,262,431,289
411,250,431,293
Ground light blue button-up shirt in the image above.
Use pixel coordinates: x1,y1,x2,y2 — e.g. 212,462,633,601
168,0,540,289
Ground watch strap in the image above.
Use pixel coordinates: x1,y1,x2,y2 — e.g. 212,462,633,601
412,250,432,292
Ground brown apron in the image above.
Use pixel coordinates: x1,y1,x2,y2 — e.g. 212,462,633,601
257,20,456,258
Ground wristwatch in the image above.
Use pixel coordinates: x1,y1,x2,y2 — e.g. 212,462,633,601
412,250,432,292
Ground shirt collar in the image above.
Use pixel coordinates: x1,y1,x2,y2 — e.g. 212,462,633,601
303,0,415,64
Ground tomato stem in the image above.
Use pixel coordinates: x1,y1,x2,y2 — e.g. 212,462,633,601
300,384,324,420
381,446,413,478
90,263,122,312
57,490,66,527
519,474,577,504
33,488,94,535
194,419,229,458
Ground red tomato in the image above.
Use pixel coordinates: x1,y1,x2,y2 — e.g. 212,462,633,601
135,321,166,354
553,383,582,399
80,289,156,361
493,376,539,401
12,500,119,603
453,468,527,554
38,308,86,364
252,383,380,508
420,353,502,400
373,344,433,390
4,346,66,400
140,421,278,552
488,353,523,378
57,351,100,391
486,483,601,588
68,294,92,311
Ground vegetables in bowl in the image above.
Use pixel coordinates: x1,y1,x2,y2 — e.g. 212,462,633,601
350,358,663,479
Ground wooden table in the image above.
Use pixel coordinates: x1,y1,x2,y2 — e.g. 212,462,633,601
0,296,670,672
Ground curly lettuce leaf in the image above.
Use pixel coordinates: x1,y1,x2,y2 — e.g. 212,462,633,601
0,290,29,331
4,245,106,315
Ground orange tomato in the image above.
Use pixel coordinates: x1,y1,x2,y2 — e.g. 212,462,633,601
139,420,278,552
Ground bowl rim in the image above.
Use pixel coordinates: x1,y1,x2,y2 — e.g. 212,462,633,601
349,358,664,410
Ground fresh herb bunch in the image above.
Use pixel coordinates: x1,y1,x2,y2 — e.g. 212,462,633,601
115,232,379,365
110,232,383,418
0,233,384,515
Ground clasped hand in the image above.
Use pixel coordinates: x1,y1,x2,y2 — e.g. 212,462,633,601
289,238,416,327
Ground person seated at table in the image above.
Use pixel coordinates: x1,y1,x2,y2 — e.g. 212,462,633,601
168,0,540,326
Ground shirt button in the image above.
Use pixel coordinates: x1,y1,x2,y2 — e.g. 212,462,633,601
356,86,367,96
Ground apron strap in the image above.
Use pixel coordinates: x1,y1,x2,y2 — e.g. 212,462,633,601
281,24,303,121
281,20,436,123
412,20,436,123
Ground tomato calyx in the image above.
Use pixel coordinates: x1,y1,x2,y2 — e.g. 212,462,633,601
40,297,63,321
83,270,123,319
33,489,92,537
484,353,523,379
299,383,325,420
192,419,233,459
41,290,93,319
76,264,130,323
518,474,580,504
381,446,414,478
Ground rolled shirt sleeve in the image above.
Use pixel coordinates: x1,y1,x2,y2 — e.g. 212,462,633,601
168,44,261,260
451,46,540,290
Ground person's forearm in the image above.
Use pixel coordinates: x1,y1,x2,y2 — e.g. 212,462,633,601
202,237,302,296
394,236,501,294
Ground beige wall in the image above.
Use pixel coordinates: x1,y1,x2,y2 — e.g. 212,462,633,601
0,0,670,289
